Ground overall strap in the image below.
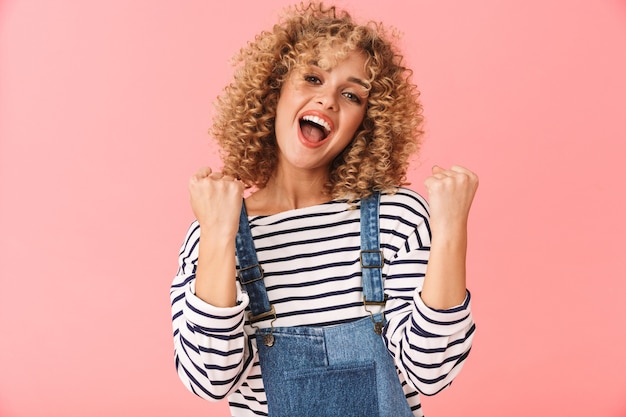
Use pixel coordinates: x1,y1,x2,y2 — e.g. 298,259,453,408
235,203,275,323
360,192,385,304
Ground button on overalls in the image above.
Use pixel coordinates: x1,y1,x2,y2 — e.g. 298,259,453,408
236,193,414,417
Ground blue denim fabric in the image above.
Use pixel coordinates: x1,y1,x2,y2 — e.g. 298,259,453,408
256,313,412,417
236,193,413,416
360,191,385,304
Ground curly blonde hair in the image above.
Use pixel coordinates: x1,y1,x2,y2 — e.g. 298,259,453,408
211,1,424,199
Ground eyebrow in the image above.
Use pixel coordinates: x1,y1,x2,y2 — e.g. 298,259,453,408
307,61,370,91
348,77,370,90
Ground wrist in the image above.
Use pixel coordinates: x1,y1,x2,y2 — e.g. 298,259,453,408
198,222,238,241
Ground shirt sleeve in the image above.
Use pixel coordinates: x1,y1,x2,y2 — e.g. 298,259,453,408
381,191,476,396
170,221,256,400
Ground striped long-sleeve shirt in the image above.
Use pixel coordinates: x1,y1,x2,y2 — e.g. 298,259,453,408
170,187,475,417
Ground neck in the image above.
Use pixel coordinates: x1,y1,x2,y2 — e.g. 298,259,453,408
245,167,331,215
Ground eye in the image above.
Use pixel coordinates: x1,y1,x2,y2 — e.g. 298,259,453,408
304,74,322,84
342,91,362,104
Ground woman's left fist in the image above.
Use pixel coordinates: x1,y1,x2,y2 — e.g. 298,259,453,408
424,165,479,228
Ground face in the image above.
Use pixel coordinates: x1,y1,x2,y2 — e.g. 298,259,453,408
273,50,369,175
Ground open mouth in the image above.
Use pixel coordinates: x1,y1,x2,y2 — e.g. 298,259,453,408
299,115,331,143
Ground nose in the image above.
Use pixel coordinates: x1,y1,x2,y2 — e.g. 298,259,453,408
316,88,338,111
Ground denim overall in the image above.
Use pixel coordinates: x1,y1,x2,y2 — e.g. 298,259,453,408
236,194,414,417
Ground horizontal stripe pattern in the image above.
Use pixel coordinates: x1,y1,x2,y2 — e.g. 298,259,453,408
170,187,475,416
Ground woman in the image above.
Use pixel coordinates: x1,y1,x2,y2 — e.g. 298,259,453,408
170,2,478,416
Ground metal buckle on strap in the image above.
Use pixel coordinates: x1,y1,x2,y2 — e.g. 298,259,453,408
249,305,277,324
250,305,278,347
363,295,388,335
362,294,388,306
360,250,384,268
237,264,264,284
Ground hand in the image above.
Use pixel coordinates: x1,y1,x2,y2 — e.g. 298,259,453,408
424,165,479,231
188,167,244,235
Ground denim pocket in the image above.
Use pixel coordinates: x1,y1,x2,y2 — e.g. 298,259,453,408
280,361,379,417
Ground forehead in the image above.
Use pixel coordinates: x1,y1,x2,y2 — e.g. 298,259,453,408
306,44,367,69
298,48,370,82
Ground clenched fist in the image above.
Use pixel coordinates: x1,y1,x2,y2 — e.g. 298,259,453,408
188,167,245,236
424,165,479,233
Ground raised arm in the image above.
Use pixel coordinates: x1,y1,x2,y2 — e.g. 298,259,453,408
169,167,255,400
188,167,244,307
421,165,479,309
382,174,478,395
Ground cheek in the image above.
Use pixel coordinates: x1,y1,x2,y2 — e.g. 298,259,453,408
347,109,366,133
274,96,291,132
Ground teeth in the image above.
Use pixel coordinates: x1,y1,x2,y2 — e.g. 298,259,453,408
301,115,331,133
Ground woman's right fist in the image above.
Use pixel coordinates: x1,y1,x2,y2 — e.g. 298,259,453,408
188,167,244,235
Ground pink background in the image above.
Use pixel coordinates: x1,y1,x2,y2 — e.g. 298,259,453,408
1,0,625,416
